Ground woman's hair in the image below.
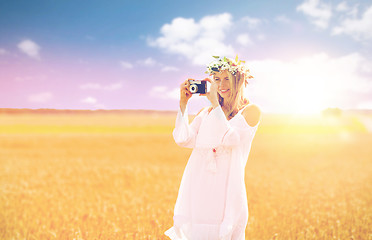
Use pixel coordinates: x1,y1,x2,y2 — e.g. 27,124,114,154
218,70,249,119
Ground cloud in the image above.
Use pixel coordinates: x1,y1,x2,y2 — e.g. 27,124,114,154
137,57,157,66
120,61,133,69
275,15,291,24
236,34,253,47
28,92,52,103
149,86,179,100
240,16,262,29
332,5,372,41
296,1,371,42
80,82,123,90
296,0,332,29
335,1,349,12
81,97,106,109
148,13,235,65
247,52,372,113
134,57,179,72
161,66,179,72
17,39,41,59
81,96,97,104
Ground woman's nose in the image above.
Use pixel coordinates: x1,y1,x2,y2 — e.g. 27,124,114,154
220,81,227,89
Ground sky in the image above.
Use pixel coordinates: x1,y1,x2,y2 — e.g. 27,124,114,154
0,0,371,114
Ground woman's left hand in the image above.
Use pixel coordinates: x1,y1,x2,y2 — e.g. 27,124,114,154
201,78,219,108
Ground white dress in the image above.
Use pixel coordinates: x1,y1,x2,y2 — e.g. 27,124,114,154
165,105,259,240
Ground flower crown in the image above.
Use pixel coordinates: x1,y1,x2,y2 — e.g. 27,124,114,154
205,55,253,83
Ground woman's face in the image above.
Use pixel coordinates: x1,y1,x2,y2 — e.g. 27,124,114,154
213,70,232,99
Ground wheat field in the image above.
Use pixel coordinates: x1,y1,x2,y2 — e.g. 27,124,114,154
0,111,371,240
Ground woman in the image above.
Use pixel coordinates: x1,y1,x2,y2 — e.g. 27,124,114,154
165,56,261,240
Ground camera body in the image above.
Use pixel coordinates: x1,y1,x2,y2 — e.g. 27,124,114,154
188,80,208,94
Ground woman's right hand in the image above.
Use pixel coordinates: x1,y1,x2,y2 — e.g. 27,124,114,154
179,79,193,114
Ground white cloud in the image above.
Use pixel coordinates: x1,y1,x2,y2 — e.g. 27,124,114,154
80,82,123,90
149,86,179,100
123,56,179,73
120,61,133,69
81,97,106,109
296,0,332,29
275,15,291,24
332,5,372,41
137,57,157,66
81,96,97,104
247,52,372,113
17,39,41,59
161,66,179,72
336,1,349,12
148,13,235,65
296,0,371,42
236,34,253,47
28,92,52,103
240,16,262,29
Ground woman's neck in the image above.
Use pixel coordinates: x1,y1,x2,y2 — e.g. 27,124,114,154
221,105,234,120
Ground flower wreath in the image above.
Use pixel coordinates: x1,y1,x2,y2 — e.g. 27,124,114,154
205,55,253,85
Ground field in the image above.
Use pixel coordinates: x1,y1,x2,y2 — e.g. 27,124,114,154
0,110,371,240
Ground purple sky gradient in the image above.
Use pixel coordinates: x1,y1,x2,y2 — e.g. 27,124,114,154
1,0,372,114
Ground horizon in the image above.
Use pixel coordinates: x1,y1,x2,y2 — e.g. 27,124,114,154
1,106,371,115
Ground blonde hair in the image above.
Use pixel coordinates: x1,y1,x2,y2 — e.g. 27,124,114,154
210,70,249,119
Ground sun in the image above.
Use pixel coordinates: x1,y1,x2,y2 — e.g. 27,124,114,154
273,75,332,115
289,82,328,114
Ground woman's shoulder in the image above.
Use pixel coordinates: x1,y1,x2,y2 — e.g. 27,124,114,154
196,107,210,116
241,103,261,127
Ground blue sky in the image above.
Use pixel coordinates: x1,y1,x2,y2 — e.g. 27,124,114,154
0,0,371,113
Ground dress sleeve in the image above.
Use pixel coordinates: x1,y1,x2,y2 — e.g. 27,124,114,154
200,105,257,148
172,106,205,148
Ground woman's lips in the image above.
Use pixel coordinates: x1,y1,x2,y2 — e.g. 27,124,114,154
220,89,230,93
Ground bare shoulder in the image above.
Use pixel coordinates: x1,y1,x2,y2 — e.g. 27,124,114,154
241,104,261,127
196,107,209,116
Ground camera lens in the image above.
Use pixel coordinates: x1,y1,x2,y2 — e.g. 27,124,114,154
190,84,198,93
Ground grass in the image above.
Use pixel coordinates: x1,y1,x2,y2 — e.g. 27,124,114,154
0,111,371,239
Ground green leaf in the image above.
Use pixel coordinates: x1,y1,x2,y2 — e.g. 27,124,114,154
235,54,239,62
212,56,220,59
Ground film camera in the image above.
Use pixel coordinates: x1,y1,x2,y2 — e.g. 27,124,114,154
188,80,209,94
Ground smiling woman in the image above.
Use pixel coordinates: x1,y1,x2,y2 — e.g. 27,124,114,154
165,56,261,240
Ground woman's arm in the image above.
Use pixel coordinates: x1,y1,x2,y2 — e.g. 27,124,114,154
173,106,207,148
173,79,206,148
